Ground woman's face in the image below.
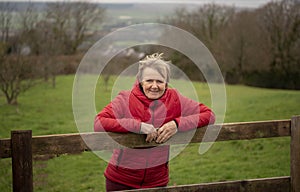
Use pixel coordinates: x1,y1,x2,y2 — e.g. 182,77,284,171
141,67,167,100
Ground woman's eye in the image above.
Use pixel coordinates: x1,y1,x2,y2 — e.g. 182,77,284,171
144,79,164,84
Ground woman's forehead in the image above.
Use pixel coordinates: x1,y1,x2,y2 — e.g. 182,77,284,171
142,67,166,81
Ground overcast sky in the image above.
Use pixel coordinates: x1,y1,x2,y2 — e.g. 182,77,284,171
0,0,276,8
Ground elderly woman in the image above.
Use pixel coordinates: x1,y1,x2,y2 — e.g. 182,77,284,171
94,53,215,191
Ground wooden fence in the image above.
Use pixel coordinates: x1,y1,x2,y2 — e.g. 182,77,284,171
0,116,299,192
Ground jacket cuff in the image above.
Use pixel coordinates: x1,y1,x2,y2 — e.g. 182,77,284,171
173,118,180,131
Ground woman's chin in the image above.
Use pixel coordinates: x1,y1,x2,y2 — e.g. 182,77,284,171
146,94,161,100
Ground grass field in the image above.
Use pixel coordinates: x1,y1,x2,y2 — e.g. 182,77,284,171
0,75,299,191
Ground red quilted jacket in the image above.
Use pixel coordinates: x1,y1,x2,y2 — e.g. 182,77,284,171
94,82,215,188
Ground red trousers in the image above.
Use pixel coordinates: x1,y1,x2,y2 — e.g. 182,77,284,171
105,178,167,191
106,178,136,192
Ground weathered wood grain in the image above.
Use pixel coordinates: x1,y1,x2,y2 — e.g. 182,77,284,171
0,119,297,192
124,176,291,192
0,138,11,158
0,119,291,158
11,130,33,192
291,116,300,192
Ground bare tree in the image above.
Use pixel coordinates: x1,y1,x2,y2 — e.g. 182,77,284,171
0,46,39,105
161,4,235,82
34,1,106,87
45,1,71,55
165,4,235,50
160,0,299,89
34,19,62,87
18,2,42,55
45,1,105,54
0,2,14,43
219,9,268,83
67,2,105,53
0,3,41,104
258,0,300,88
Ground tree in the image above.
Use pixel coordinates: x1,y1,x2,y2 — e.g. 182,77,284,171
18,2,42,55
67,2,105,53
45,1,71,55
160,0,299,89
0,3,40,104
34,19,62,87
219,9,268,84
34,1,106,87
45,1,106,54
164,4,235,50
0,44,39,105
258,0,300,89
161,3,235,82
0,2,13,43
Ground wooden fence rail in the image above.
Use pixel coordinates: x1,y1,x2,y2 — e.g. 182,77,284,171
0,116,299,192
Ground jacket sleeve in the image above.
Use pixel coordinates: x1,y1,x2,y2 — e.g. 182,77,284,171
94,92,141,133
173,91,215,132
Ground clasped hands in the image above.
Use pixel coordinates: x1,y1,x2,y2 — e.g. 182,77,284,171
140,121,178,143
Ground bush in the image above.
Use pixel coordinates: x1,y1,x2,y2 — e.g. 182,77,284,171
243,70,300,90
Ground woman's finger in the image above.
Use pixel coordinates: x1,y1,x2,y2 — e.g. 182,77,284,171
146,132,157,142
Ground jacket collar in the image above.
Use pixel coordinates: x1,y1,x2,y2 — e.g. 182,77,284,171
131,80,168,106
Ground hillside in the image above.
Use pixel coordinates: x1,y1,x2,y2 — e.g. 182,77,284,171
0,75,299,191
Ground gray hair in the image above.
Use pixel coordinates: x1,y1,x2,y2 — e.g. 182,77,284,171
137,53,171,83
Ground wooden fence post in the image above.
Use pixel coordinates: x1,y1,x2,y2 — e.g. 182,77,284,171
291,116,300,192
11,130,33,192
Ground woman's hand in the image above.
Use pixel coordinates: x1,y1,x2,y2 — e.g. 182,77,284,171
140,122,158,142
156,120,178,143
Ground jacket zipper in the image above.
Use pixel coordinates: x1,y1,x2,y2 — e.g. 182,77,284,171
140,100,157,187
116,149,123,169
140,159,149,187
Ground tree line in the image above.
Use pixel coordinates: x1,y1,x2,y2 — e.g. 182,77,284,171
160,0,300,89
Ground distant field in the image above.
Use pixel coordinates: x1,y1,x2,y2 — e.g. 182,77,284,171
104,3,186,23
0,75,299,191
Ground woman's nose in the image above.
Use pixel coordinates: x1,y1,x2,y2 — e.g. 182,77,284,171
151,81,158,88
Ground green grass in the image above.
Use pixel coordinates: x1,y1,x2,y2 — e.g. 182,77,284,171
0,75,299,191
169,137,290,185
0,76,77,138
